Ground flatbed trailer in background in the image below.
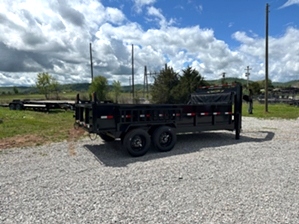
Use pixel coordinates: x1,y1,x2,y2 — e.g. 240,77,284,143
74,84,243,157
9,99,74,112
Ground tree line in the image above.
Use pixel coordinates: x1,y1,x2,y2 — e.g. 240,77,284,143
82,65,208,104
30,68,276,102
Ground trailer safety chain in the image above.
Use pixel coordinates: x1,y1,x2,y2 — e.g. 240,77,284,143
73,122,80,130
89,133,97,141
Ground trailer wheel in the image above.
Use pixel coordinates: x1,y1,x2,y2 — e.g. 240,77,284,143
15,103,23,110
9,104,16,110
99,133,115,142
123,129,151,157
152,126,177,152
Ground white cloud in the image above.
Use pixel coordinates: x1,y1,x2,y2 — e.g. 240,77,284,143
196,4,203,13
133,0,156,13
0,0,299,87
233,27,299,82
146,6,169,28
279,0,299,8
105,7,126,25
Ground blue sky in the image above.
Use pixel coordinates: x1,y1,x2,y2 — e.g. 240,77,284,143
0,0,298,86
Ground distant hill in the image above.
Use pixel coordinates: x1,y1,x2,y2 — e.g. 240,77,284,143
206,78,299,88
0,83,145,94
272,80,299,88
206,77,248,86
1,78,298,95
0,86,38,94
61,83,90,92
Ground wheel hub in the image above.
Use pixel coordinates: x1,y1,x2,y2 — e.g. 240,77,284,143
160,133,170,144
132,137,143,148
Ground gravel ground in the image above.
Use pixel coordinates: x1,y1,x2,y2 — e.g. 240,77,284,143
1,117,299,223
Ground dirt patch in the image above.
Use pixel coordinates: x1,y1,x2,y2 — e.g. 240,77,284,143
0,128,86,151
0,134,47,150
67,128,86,156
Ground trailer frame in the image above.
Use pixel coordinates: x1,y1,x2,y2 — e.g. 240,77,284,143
74,84,242,156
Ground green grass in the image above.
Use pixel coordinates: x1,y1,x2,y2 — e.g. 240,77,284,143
0,99,298,149
0,93,45,104
242,101,299,119
0,107,76,144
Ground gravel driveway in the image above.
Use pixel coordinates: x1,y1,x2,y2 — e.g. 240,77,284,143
1,117,299,223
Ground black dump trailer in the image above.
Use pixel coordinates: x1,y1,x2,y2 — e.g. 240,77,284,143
9,99,74,112
74,84,242,157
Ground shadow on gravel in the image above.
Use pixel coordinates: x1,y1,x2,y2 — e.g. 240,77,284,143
84,130,275,167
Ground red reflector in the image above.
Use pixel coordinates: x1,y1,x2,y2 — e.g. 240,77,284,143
200,112,209,116
100,115,114,119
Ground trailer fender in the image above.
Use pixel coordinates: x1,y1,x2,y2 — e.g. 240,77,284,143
99,132,115,142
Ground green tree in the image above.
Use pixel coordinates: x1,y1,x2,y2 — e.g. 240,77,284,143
89,76,108,101
176,66,207,103
112,80,122,103
151,66,180,104
36,72,59,99
257,79,274,94
13,86,19,94
248,81,261,95
260,79,274,90
51,79,61,100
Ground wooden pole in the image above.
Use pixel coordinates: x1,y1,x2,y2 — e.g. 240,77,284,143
89,43,93,82
265,3,269,112
132,44,134,100
143,66,147,98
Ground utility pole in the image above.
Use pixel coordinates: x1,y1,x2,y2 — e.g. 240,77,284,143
129,77,132,100
89,43,93,82
245,66,251,88
222,72,226,84
144,66,149,98
265,3,269,112
131,44,134,100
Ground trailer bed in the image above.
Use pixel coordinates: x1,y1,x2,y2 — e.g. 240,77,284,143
9,100,75,111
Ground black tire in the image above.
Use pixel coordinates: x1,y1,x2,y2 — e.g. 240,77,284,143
99,133,115,142
152,126,177,152
9,103,16,110
15,103,23,110
123,129,151,157
235,113,241,140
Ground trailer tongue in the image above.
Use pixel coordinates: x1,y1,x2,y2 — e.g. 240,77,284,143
74,84,242,157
